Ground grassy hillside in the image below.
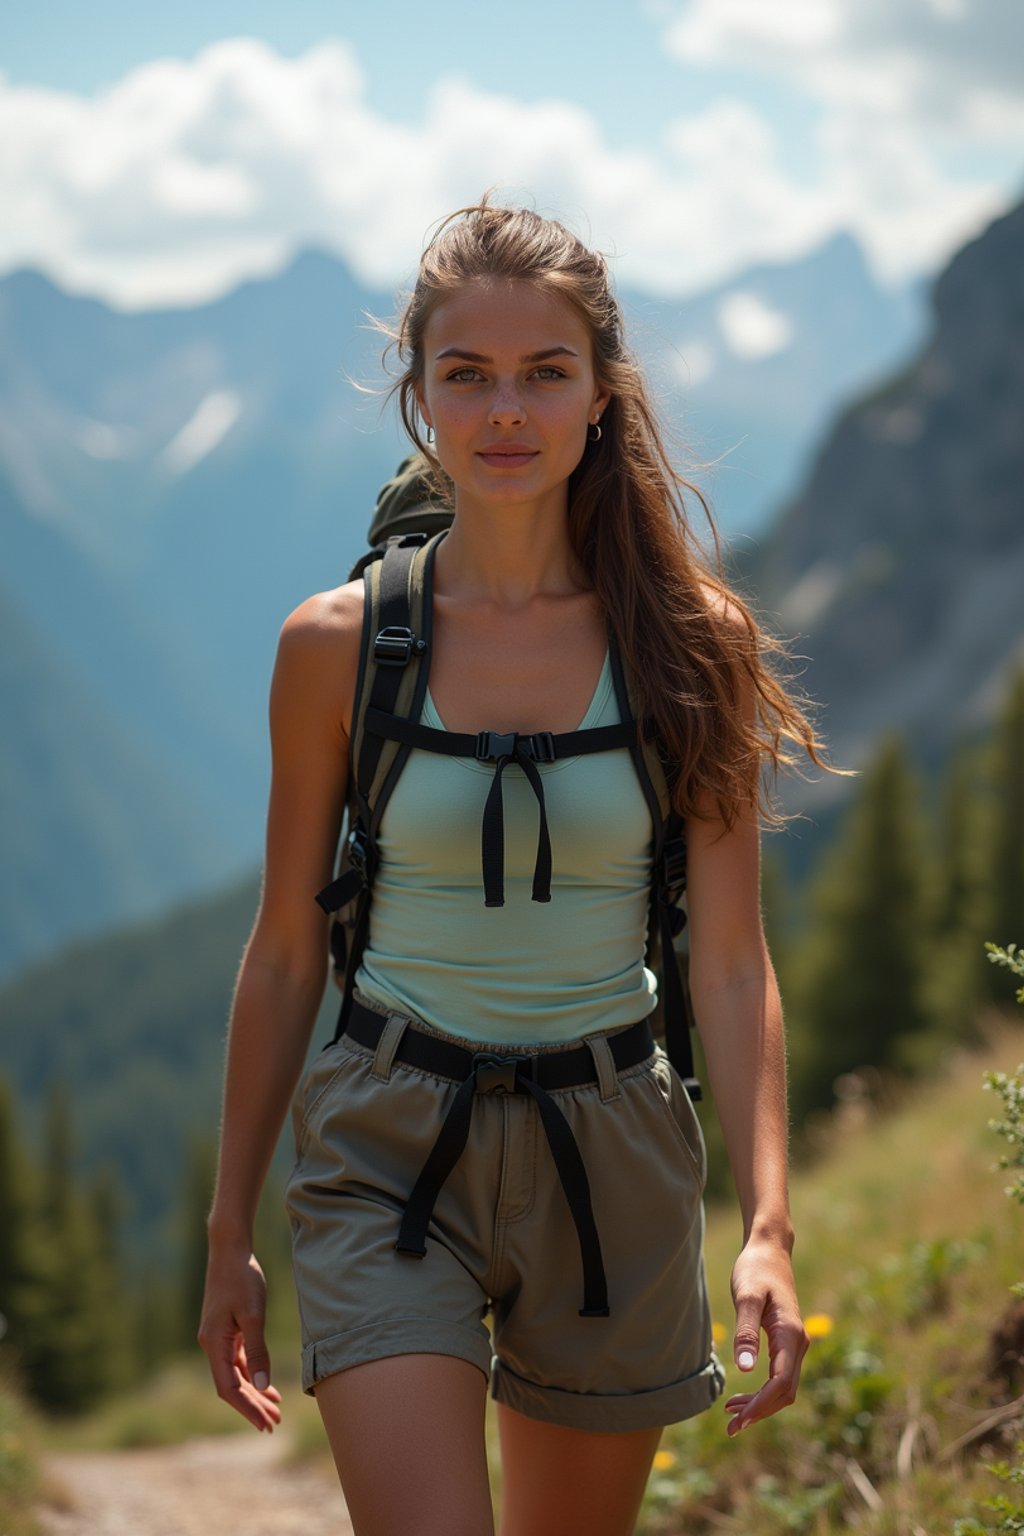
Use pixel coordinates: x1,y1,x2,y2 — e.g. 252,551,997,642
647,1012,1024,1533
21,1012,1023,1534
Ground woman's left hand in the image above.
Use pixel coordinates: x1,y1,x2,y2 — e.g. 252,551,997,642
724,1235,810,1437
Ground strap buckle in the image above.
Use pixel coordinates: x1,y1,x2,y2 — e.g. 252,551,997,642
373,626,425,667
472,1052,536,1093
346,824,370,871
474,730,556,763
472,1053,519,1094
475,730,518,762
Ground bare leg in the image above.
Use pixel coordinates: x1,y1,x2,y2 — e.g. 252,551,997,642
496,1400,663,1536
315,1353,494,1536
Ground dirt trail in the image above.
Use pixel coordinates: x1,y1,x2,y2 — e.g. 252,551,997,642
37,1432,354,1536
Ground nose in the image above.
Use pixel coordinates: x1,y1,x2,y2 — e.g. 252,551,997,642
488,380,526,428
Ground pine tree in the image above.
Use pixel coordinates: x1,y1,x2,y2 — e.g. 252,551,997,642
178,1132,218,1353
788,736,933,1117
87,1165,133,1391
0,1079,32,1343
15,1083,122,1411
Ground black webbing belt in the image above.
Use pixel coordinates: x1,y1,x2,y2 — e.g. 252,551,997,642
345,998,657,1318
361,707,638,908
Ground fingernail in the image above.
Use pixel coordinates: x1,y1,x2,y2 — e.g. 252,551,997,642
737,1350,756,1370
254,1371,269,1390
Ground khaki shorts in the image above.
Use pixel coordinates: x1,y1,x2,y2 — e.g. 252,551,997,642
284,998,726,1433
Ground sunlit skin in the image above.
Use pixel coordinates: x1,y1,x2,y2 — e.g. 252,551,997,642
415,278,610,604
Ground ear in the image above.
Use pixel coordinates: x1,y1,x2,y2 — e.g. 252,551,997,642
592,384,612,421
414,382,432,430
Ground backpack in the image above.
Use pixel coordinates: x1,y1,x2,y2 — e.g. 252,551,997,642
314,453,701,1099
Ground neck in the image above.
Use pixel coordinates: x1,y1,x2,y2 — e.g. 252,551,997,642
436,490,589,608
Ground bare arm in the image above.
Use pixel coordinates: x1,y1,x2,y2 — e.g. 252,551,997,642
684,605,810,1438
198,579,363,1430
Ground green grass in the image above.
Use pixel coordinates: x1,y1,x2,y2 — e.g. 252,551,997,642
0,1367,45,1536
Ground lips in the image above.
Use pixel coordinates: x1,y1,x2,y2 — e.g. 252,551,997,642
477,443,539,468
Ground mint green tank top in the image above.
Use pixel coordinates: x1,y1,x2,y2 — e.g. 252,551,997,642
353,648,658,1044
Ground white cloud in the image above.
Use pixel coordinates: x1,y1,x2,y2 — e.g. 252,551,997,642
665,0,1024,136
717,292,794,359
0,30,1018,312
658,0,1023,284
671,0,843,58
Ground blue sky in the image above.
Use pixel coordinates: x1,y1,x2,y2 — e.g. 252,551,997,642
2,0,1022,309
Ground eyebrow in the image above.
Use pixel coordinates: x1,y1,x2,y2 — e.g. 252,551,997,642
434,346,580,364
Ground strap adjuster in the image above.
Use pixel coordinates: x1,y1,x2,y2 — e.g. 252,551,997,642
527,731,556,763
373,626,426,667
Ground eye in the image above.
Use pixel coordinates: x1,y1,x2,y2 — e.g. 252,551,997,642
532,367,566,381
445,367,483,383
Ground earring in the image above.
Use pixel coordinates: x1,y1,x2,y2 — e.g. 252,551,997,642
588,420,602,442
425,425,435,446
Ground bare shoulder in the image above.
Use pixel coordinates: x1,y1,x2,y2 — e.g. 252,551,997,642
275,577,366,742
280,577,365,647
696,575,752,642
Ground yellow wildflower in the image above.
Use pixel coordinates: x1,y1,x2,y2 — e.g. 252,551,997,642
804,1313,834,1339
652,1450,677,1472
711,1321,727,1345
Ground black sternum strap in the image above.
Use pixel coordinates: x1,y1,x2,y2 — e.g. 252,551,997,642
363,708,634,762
361,707,636,909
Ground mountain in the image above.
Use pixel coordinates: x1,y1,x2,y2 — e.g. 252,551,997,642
0,234,923,978
740,196,1024,807
1,206,1019,1275
0,582,237,977
622,230,924,539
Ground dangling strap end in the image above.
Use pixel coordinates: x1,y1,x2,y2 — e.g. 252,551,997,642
394,1239,427,1259
578,1306,611,1318
314,868,365,914
484,897,506,910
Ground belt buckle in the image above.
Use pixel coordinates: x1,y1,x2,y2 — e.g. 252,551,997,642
472,1052,523,1094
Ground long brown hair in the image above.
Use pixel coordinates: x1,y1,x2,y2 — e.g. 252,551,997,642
377,194,839,829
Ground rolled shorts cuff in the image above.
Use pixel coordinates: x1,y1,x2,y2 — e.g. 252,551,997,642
301,1316,494,1396
489,1351,727,1433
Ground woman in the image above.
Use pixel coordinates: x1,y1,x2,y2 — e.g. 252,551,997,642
199,196,828,1536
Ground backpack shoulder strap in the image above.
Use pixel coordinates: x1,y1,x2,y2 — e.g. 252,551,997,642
315,529,445,1040
351,530,444,822
608,631,700,1101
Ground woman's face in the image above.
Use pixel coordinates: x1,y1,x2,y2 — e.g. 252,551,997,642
415,277,610,514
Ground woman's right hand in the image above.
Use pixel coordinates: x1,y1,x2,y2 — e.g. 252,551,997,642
197,1244,283,1432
